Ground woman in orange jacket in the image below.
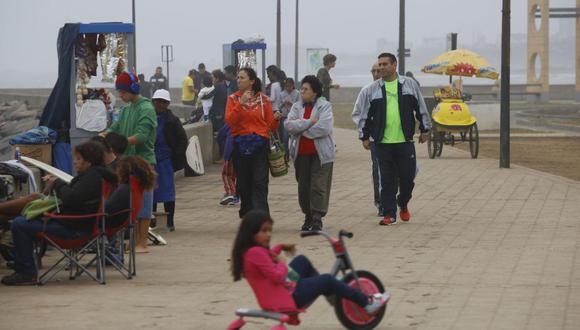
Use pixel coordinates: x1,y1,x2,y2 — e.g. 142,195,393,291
225,67,279,218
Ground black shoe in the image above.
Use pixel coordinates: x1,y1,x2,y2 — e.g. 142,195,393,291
1,272,37,286
311,219,323,231
167,226,175,232
301,220,312,231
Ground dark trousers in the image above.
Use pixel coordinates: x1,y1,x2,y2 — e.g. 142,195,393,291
290,255,368,309
376,142,416,219
11,216,90,276
370,142,381,209
232,145,270,218
294,155,333,220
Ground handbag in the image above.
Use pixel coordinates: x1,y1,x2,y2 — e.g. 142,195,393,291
21,195,61,220
260,96,288,177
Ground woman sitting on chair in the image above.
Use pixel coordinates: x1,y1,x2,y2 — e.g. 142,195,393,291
1,141,117,286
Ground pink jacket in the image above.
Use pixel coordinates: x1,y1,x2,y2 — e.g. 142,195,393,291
243,244,298,312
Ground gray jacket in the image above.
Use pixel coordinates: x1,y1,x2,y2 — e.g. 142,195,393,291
284,98,335,165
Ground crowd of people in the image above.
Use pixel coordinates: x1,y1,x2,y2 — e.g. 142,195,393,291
0,51,430,306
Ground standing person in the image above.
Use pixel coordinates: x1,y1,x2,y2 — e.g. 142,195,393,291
225,67,279,218
106,71,157,252
279,78,300,159
284,75,335,231
224,65,239,96
316,53,340,101
353,53,431,226
267,68,283,113
217,124,239,206
182,69,197,106
197,76,215,123
198,63,212,86
352,62,383,215
151,89,188,232
209,69,228,132
150,66,168,93
405,71,420,87
138,74,152,99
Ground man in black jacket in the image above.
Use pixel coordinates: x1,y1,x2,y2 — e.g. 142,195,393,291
353,53,431,226
151,89,188,231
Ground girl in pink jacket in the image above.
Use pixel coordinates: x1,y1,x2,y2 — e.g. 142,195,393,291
230,210,389,314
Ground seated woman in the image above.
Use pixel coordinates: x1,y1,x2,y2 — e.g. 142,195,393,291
105,156,156,228
231,210,389,315
1,141,117,286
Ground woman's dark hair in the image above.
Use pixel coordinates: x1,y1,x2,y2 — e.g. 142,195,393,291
203,76,213,88
212,69,225,82
284,78,295,87
105,132,128,155
239,67,262,94
90,135,112,153
301,75,323,98
116,156,156,190
323,53,337,66
231,210,274,281
74,141,105,167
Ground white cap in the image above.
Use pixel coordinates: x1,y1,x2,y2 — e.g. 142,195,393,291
152,89,171,102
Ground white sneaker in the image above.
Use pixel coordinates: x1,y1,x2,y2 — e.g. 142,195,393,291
220,195,234,205
364,292,390,315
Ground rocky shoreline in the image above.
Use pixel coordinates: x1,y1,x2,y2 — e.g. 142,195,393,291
0,101,40,161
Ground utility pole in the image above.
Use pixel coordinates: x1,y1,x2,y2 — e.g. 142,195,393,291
294,0,299,83
161,45,174,89
131,0,137,72
398,0,405,75
276,0,281,67
500,0,511,168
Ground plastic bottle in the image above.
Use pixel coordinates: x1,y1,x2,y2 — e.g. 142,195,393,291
14,146,21,161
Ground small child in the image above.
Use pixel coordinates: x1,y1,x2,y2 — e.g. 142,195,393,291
278,78,299,160
231,210,390,314
197,76,215,122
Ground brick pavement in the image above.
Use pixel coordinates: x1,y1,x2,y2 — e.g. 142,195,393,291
0,127,579,330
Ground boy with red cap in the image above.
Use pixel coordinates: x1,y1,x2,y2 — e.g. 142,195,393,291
103,71,157,253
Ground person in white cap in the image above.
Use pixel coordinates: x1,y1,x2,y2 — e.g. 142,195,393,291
151,89,188,231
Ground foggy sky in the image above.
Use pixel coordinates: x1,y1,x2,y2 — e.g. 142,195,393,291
0,0,574,88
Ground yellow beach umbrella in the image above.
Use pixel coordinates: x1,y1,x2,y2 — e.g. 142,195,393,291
421,49,499,80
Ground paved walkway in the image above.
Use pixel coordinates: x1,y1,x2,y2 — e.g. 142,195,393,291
1,128,579,330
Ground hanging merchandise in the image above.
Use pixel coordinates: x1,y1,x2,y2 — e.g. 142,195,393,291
238,50,257,70
76,99,107,132
100,33,128,83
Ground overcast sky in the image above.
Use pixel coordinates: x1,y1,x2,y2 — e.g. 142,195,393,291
0,0,573,88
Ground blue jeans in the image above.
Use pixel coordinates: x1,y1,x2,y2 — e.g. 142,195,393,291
290,255,368,309
11,216,91,276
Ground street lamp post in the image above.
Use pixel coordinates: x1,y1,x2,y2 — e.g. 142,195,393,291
294,0,299,83
398,0,405,75
132,0,137,72
277,0,281,67
500,0,511,168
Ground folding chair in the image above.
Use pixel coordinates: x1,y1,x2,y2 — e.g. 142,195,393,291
104,176,143,279
35,180,111,285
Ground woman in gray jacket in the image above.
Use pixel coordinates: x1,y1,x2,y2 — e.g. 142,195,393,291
284,75,335,231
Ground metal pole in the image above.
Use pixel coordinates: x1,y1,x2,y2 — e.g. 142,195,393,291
276,0,281,67
398,0,405,75
132,0,137,72
294,0,299,83
500,0,511,168
165,46,170,88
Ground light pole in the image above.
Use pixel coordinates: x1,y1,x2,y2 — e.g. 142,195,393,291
398,0,405,75
131,0,137,72
276,0,281,67
294,0,299,83
500,0,511,168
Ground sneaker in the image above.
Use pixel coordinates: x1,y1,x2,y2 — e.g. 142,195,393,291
364,292,390,315
1,272,37,286
227,196,240,206
379,216,397,226
301,218,313,231
400,208,411,222
220,195,235,205
310,219,323,231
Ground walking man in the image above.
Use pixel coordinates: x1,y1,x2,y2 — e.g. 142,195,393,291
150,66,168,93
352,53,431,226
352,62,383,215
